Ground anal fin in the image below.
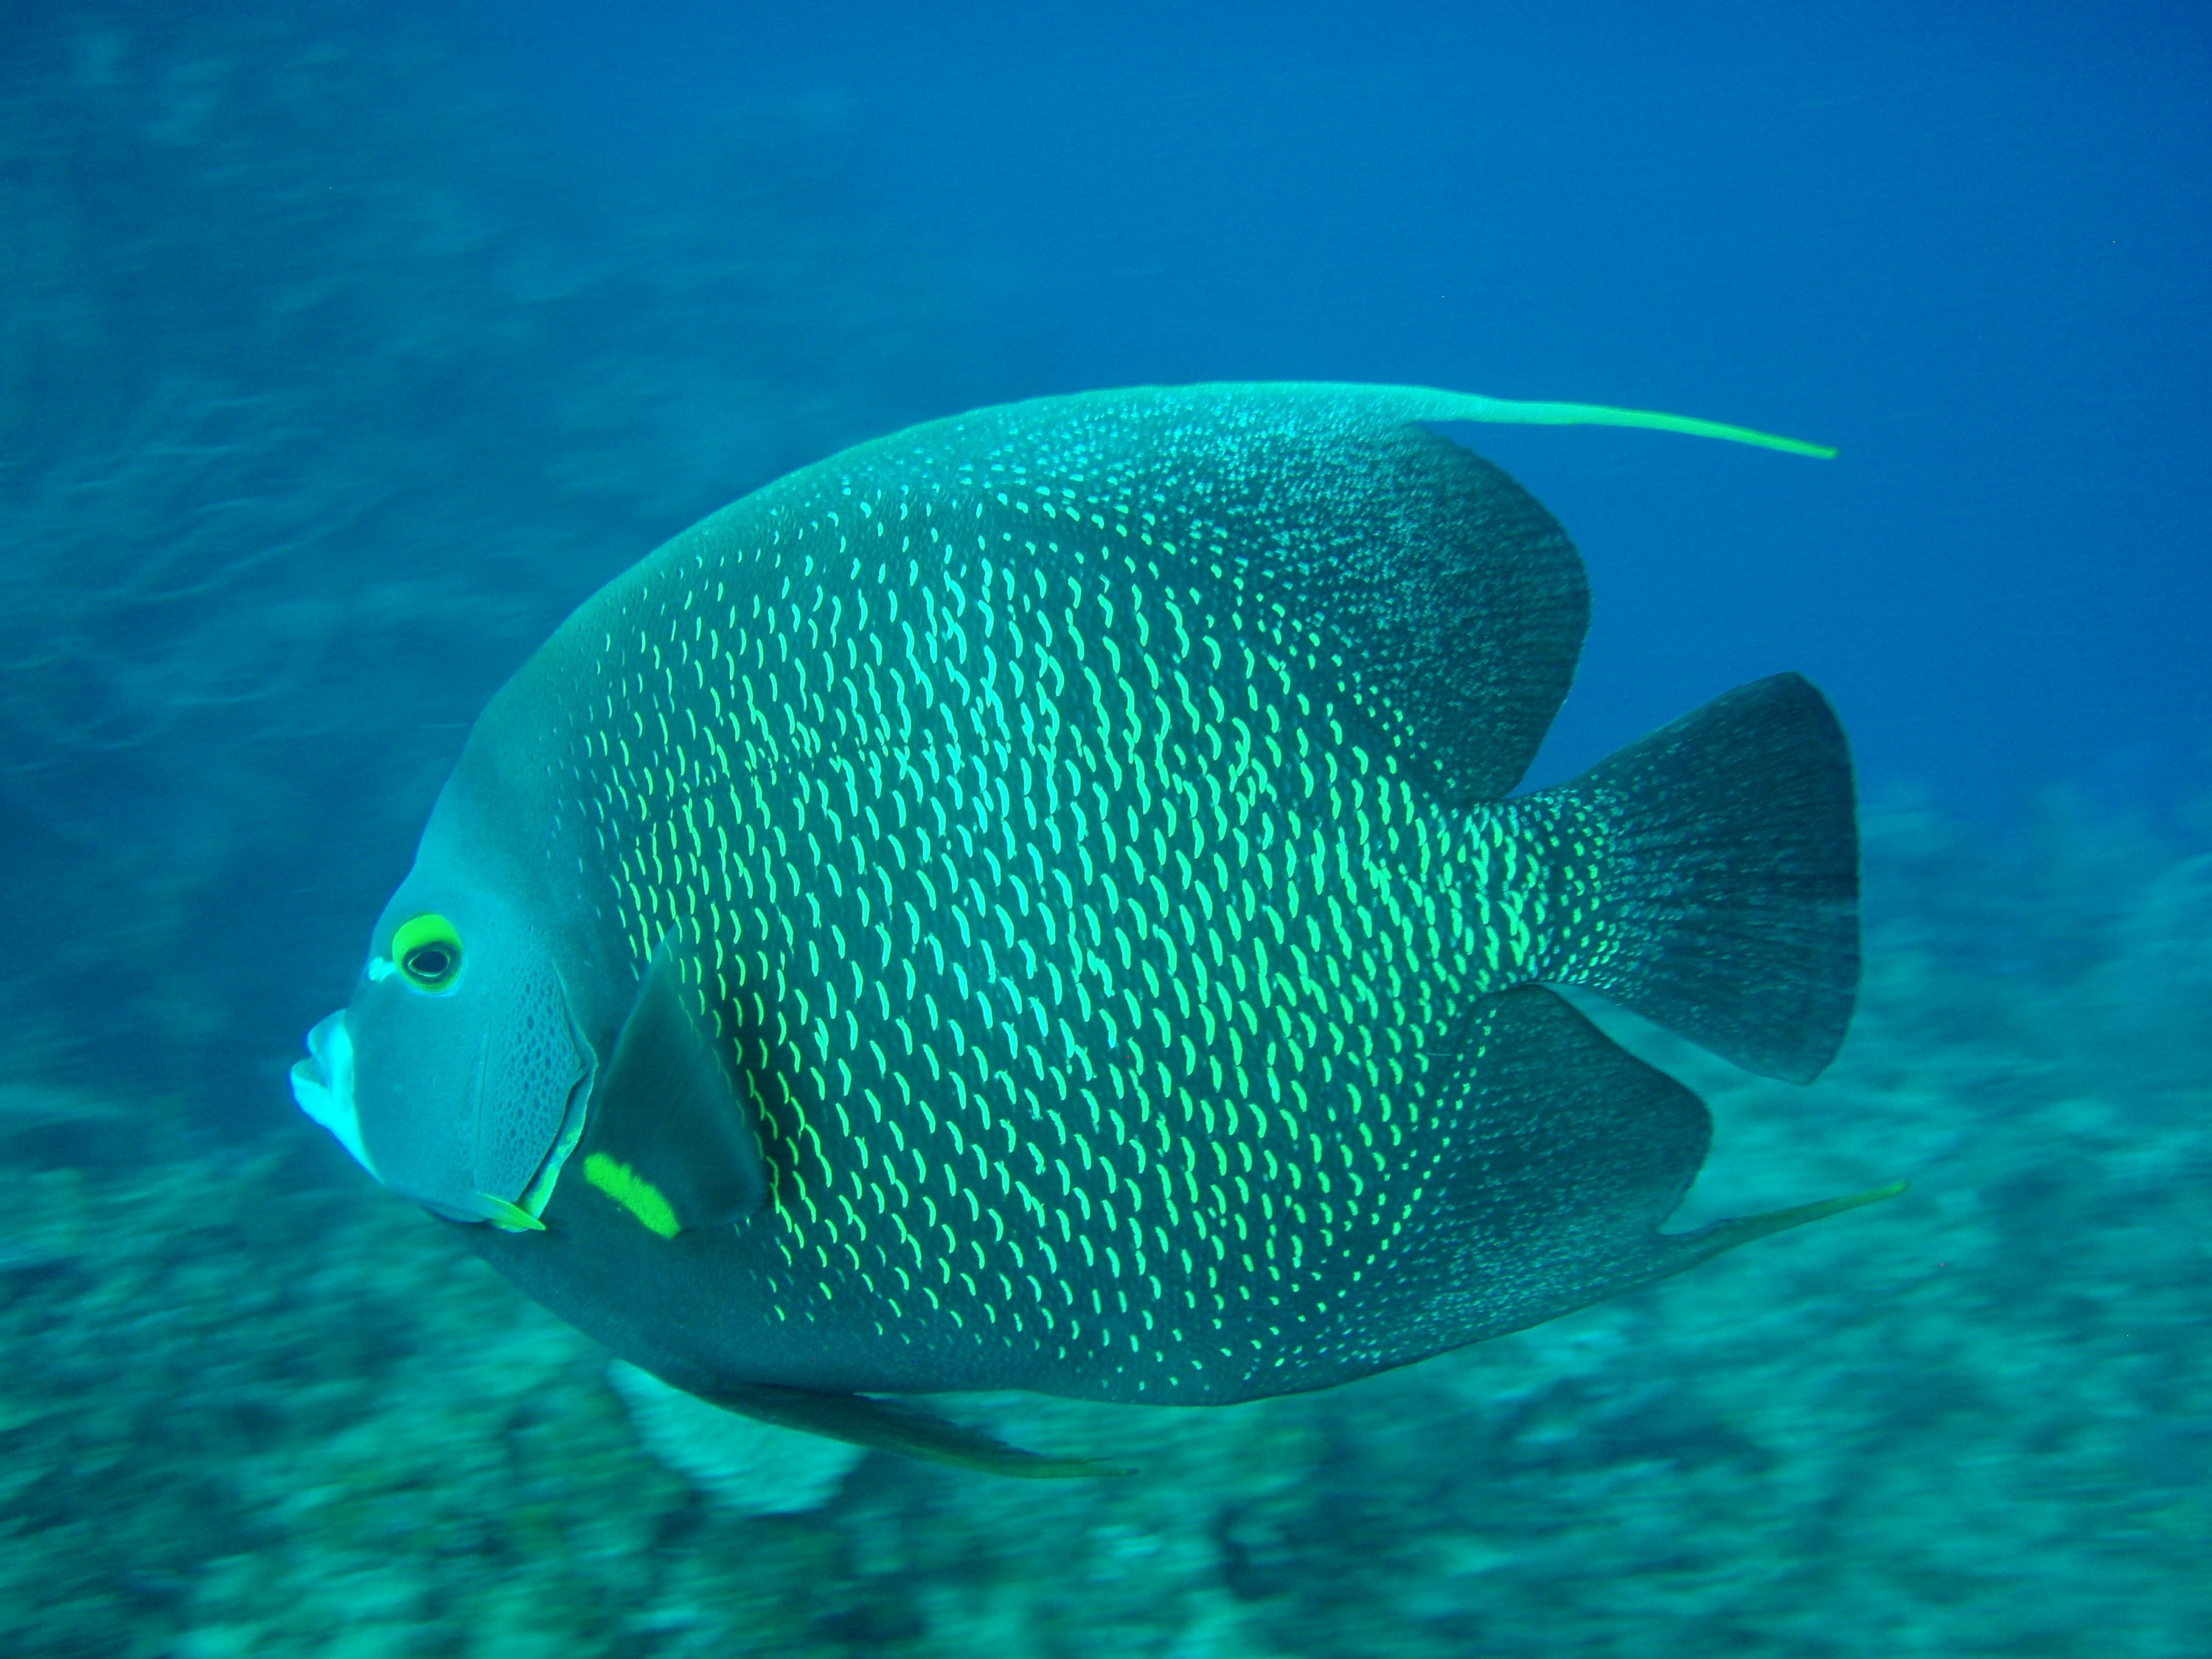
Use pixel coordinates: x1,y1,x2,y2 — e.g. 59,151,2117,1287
1367,987,1897,1364
1655,1180,1907,1276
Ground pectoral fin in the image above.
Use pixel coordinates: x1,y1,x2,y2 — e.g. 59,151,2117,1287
581,934,767,1234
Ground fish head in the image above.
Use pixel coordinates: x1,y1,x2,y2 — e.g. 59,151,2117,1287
292,846,594,1231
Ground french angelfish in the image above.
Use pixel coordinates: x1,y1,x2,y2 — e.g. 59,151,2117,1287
293,383,1892,1476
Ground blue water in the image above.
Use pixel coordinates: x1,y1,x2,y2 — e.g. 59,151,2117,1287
1,2,2205,1652
462,0,2212,813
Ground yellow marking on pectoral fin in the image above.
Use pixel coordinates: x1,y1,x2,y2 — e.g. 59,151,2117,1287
585,1152,681,1239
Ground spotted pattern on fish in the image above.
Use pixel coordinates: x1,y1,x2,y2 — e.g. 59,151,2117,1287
504,393,1644,1397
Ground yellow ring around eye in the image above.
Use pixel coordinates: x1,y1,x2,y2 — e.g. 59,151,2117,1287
392,912,464,992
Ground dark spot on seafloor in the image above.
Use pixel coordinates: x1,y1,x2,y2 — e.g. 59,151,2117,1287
210,1392,288,1453
1217,1499,1307,1602
815,1596,928,1646
1413,1610,1492,1651
0,1238,75,1285
115,1567,195,1613
649,1485,712,1554
1979,1166,2068,1229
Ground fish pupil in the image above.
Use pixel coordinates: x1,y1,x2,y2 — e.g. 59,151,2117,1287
405,945,454,982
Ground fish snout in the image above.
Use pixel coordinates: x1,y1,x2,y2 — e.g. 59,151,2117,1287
291,1007,378,1176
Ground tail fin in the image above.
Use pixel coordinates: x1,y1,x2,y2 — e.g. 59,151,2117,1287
1547,673,1859,1082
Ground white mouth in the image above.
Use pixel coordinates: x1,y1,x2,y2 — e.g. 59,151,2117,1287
291,1009,377,1177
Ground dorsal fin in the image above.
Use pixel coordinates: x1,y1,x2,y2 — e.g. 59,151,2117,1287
580,383,1817,815
1232,400,1591,804
578,933,766,1235
1236,385,1829,799
874,384,1593,804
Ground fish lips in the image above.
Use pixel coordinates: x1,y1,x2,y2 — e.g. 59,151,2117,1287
291,1007,375,1176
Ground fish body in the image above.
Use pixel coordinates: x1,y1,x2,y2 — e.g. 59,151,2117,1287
296,384,1868,1470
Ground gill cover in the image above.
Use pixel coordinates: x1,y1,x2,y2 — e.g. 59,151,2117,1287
293,864,593,1231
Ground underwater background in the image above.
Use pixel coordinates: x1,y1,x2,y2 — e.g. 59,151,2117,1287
2,0,2206,1652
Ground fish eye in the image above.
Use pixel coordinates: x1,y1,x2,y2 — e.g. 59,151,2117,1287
392,913,464,992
